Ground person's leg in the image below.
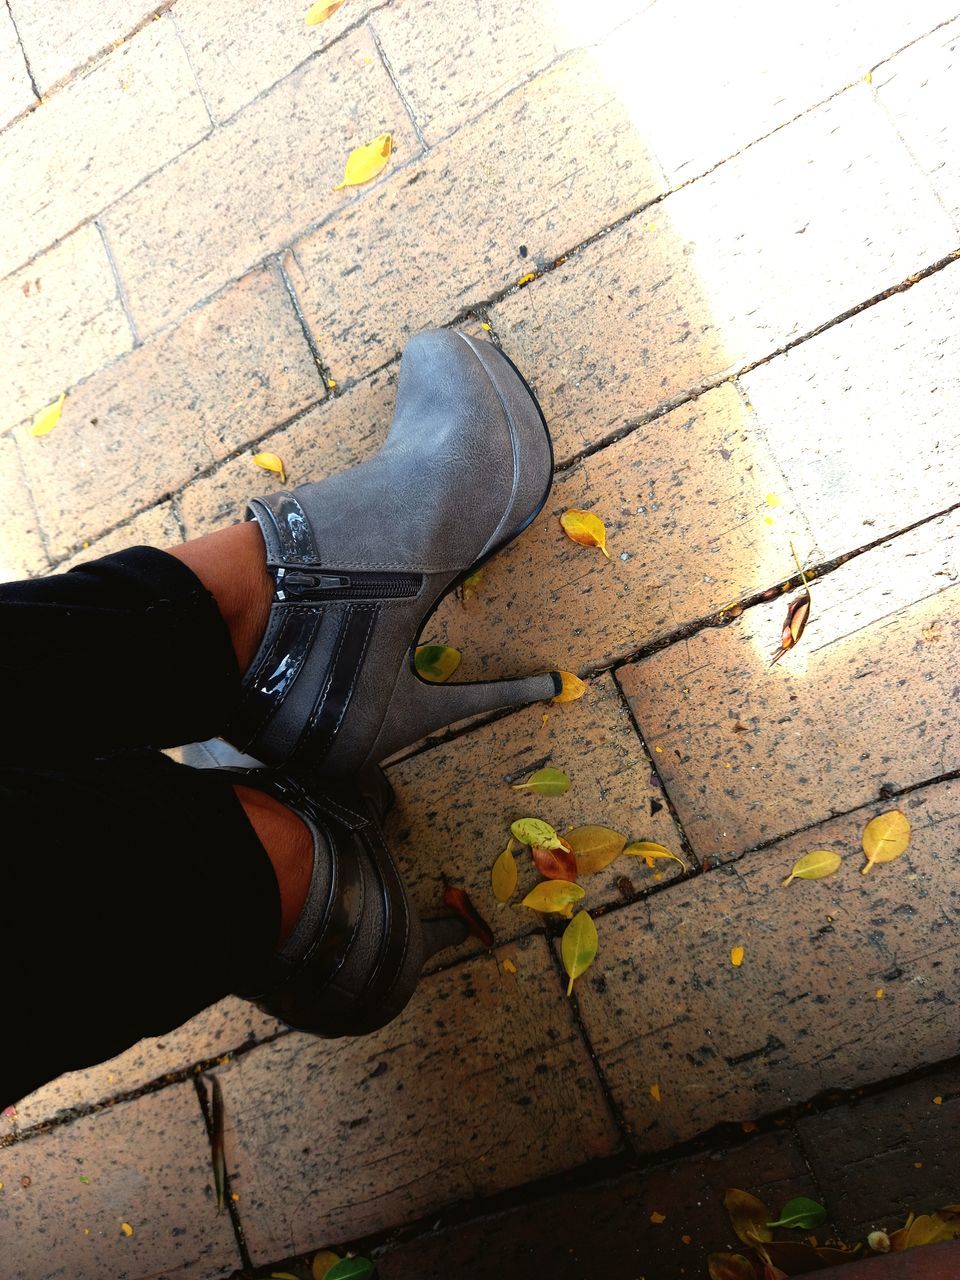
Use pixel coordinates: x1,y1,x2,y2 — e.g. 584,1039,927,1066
0,522,272,767
1,750,284,1108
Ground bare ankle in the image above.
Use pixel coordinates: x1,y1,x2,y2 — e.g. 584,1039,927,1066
233,785,312,946
167,522,273,670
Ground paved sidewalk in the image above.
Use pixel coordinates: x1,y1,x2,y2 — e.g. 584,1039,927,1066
1,1,959,1277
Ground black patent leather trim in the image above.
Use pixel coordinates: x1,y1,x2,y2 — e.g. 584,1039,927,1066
346,818,411,1025
297,604,379,766
255,492,320,564
261,818,365,1010
230,604,325,747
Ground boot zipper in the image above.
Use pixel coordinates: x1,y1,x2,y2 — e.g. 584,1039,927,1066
276,567,423,602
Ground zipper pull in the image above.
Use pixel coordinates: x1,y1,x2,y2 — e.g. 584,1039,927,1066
276,568,350,599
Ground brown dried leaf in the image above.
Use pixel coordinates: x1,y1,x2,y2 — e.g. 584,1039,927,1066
708,1253,756,1280
724,1188,773,1246
531,844,579,882
770,595,811,666
442,886,493,947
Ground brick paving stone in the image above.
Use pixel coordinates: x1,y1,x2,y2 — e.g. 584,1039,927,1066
284,49,665,382
0,15,209,280
424,384,812,684
877,16,960,231
376,1130,813,1280
0,435,46,580
179,366,394,538
617,508,960,857
590,0,960,184
55,501,182,572
0,4,35,130
799,1063,960,1242
176,0,388,123
572,775,960,1154
742,262,960,563
492,87,956,451
219,937,619,1258
372,0,644,144
18,1003,280,1133
8,0,170,93
4,997,279,1133
15,265,320,559
2,224,132,431
103,29,418,337
384,672,684,964
0,1082,239,1280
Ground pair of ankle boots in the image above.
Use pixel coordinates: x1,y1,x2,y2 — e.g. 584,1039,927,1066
186,331,559,1039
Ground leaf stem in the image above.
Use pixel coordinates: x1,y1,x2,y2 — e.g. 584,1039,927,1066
789,539,811,601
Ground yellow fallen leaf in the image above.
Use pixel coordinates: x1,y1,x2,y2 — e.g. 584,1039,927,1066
741,1121,757,1133
305,0,345,23
333,132,392,190
565,825,626,876
682,1235,692,1245
934,1096,943,1105
731,945,744,967
414,644,461,683
120,1222,134,1237
502,958,517,974
30,392,65,437
650,1082,661,1103
311,1251,342,1280
517,272,536,285
560,508,611,558
782,849,842,886
765,492,781,507
252,451,286,483
861,810,911,874
624,840,686,870
561,909,598,995
520,879,584,915
552,670,587,703
650,1210,666,1224
875,988,884,999
491,841,518,903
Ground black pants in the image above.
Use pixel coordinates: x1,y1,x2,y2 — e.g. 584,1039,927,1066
1,548,280,1108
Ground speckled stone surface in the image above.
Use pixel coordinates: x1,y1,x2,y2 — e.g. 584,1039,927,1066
375,1130,814,1280
423,383,810,679
8,0,174,93
492,88,956,448
573,776,960,1154
54,501,182,571
0,1082,239,1280
372,0,646,144
284,48,665,383
385,672,685,963
4,997,280,1133
103,29,419,336
0,4,35,129
178,365,393,539
575,0,960,185
2,225,132,432
176,0,390,123
0,16,208,280
218,937,620,1260
798,1063,960,1242
0,435,47,579
743,262,960,562
618,508,960,857
15,266,320,559
877,15,960,231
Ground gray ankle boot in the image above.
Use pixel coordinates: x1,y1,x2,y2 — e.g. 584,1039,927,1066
224,330,560,775
180,741,467,1036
